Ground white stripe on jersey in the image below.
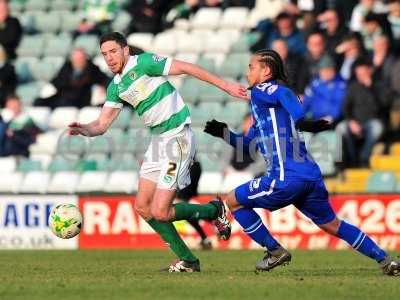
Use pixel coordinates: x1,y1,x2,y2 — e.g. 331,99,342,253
269,108,285,181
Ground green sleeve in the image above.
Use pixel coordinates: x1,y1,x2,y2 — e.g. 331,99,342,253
104,81,123,109
138,52,172,76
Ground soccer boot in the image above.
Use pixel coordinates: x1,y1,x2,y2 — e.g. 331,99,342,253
160,259,201,273
209,197,231,240
380,256,400,276
255,246,292,272
199,237,212,250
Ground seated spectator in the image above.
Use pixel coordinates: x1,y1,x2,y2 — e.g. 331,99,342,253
381,99,400,153
126,0,171,34
164,0,199,28
266,12,307,56
271,39,303,93
0,94,40,157
388,0,400,51
388,54,400,97
336,33,364,81
222,0,255,8
297,30,327,94
0,44,16,107
341,57,390,167
350,0,388,32
333,0,358,25
372,35,395,86
34,48,109,109
361,12,392,53
74,0,118,37
303,55,347,125
0,0,22,59
317,9,349,56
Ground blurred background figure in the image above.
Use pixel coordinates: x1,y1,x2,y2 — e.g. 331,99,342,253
271,39,303,93
297,30,327,94
0,94,40,157
34,48,109,109
74,0,118,37
0,0,22,59
341,57,391,167
0,44,16,107
350,0,388,33
336,33,364,81
303,55,347,126
317,9,349,57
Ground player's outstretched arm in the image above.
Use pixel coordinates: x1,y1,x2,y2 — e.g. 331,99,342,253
168,60,248,100
68,106,120,137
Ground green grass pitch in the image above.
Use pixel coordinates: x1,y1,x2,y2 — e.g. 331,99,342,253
0,250,399,300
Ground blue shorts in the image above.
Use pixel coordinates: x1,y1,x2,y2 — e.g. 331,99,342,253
234,176,336,225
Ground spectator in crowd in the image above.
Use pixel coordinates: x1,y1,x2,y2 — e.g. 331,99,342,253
341,57,390,167
297,30,326,94
303,55,347,126
126,0,172,34
361,12,392,53
381,98,400,152
350,0,388,32
336,33,364,81
317,9,349,56
334,0,359,25
0,0,22,60
74,0,118,37
388,0,400,51
372,35,395,86
266,12,307,56
164,0,199,28
271,39,303,93
222,0,255,8
34,48,109,109
388,53,400,97
0,44,16,107
0,94,40,157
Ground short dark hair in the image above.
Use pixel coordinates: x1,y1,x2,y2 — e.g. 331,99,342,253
99,32,128,48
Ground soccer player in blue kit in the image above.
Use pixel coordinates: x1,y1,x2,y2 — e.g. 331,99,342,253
204,49,400,276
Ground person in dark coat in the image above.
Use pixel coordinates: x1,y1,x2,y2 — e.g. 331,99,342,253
0,0,22,60
34,48,109,109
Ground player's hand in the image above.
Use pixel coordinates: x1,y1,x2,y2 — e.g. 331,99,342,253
68,122,88,136
224,82,249,100
204,119,228,138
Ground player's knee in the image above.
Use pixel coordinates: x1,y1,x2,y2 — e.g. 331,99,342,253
150,207,170,222
225,190,241,211
134,202,151,220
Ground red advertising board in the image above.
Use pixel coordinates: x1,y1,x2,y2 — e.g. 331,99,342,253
79,195,400,250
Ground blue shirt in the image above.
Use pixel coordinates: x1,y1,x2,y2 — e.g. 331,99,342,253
303,75,347,122
230,81,322,181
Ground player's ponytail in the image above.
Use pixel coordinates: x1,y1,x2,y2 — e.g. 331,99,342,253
255,49,289,85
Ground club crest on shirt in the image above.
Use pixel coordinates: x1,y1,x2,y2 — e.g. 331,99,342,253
128,71,137,80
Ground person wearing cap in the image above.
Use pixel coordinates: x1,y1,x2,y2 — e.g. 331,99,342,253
303,55,347,126
341,56,391,167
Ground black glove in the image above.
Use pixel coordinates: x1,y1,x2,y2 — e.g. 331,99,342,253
295,118,332,133
204,119,228,138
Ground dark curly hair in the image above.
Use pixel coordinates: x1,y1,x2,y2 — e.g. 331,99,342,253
255,49,289,84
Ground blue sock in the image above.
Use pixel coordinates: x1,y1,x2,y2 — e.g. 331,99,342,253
233,208,279,251
337,221,387,262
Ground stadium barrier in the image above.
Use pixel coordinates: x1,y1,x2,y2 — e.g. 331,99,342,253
1,195,400,250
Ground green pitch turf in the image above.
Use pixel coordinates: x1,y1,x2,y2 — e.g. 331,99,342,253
0,250,399,300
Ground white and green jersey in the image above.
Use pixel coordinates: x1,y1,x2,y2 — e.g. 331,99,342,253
104,53,191,136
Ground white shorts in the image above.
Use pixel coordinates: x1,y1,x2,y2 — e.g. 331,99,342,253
140,125,196,190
